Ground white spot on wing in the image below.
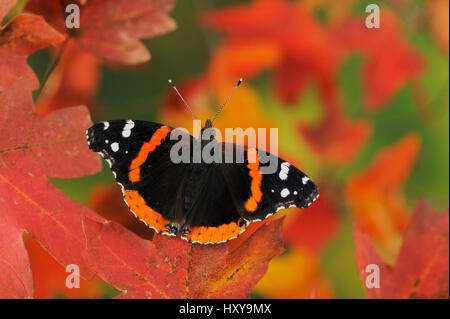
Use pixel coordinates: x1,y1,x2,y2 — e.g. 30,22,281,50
103,122,109,130
122,120,135,138
302,176,309,184
111,142,119,152
279,162,290,180
280,188,290,198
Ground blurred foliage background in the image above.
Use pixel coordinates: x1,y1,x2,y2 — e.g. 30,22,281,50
21,0,449,298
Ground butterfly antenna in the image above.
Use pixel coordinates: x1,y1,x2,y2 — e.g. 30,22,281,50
211,78,243,124
168,79,197,119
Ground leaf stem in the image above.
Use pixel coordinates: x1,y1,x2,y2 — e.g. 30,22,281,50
35,37,71,101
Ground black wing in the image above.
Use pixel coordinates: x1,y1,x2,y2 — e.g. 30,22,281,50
178,144,318,243
219,144,319,222
87,120,189,235
86,120,247,242
87,122,318,244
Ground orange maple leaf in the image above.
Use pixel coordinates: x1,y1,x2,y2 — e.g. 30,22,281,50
354,200,449,299
253,248,335,298
345,134,421,255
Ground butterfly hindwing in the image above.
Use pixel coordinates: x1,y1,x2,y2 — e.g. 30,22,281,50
177,163,248,244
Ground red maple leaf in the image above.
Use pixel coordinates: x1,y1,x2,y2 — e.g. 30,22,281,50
346,134,421,253
202,0,424,111
201,0,372,164
0,78,102,298
298,96,372,164
331,9,424,110
354,200,449,298
35,40,102,115
0,0,64,90
25,0,177,64
24,234,103,298
86,183,286,298
201,0,341,105
283,190,340,255
83,217,285,298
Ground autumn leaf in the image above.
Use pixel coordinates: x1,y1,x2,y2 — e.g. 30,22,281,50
87,184,287,298
253,248,334,298
296,79,372,164
201,0,341,105
354,200,449,299
0,0,64,91
298,102,372,164
25,0,177,64
202,0,424,111
332,9,424,110
82,217,285,298
35,40,101,114
201,0,372,163
0,220,34,298
283,191,340,255
346,134,421,256
0,78,101,298
24,234,103,299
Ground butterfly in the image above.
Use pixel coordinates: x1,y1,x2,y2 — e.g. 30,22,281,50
86,79,318,244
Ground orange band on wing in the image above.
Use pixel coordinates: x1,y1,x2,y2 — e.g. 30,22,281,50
244,148,262,212
128,126,171,182
181,220,247,244
123,190,171,233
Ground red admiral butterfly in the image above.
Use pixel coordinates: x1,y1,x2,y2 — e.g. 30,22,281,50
86,79,318,244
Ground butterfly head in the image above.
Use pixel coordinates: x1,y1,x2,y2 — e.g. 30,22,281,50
204,119,213,129
201,119,216,143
